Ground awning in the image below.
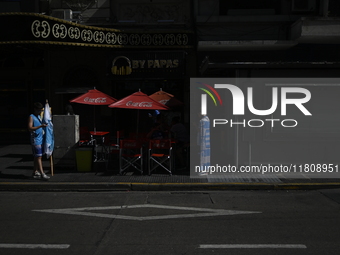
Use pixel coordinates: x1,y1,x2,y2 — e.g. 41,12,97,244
0,13,194,49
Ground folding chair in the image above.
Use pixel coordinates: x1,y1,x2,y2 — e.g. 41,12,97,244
79,127,90,146
111,130,124,149
108,130,124,155
119,139,143,175
148,139,173,176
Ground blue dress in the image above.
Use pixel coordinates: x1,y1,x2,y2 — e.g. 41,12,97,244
30,114,44,146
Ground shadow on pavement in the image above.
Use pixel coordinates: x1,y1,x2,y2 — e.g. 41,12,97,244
0,171,30,180
0,153,32,162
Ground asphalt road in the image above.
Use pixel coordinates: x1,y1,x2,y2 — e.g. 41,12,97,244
1,190,340,255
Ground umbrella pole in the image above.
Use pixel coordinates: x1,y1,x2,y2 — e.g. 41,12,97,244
50,154,54,176
93,105,96,132
136,109,139,139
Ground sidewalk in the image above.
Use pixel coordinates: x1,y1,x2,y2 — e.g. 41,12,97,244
1,144,340,191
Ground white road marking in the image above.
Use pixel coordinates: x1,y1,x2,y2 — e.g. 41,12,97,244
200,244,307,249
0,244,70,249
33,204,261,221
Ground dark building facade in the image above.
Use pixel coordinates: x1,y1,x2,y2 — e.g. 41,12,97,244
194,0,340,166
0,0,195,143
0,0,340,167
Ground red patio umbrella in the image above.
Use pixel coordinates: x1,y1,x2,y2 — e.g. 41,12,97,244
108,90,169,110
108,90,169,137
70,88,117,131
149,88,183,108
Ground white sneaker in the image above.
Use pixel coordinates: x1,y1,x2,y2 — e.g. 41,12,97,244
41,173,50,180
32,172,41,179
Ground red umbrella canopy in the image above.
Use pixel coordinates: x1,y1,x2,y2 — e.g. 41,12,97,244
70,89,117,105
149,89,183,108
108,91,169,110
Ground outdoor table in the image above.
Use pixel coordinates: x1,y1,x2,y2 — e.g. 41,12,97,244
90,131,110,161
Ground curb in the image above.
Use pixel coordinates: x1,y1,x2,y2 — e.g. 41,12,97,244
129,182,340,191
1,182,340,191
0,182,131,192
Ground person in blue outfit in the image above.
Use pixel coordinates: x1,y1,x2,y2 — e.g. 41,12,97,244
28,102,50,180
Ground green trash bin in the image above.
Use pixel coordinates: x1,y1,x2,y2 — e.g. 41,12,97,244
75,147,93,172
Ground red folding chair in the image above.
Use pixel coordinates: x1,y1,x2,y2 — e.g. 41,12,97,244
79,127,90,146
119,139,143,175
110,130,124,150
148,139,173,176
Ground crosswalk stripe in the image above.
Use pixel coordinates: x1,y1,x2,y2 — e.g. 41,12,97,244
200,244,307,249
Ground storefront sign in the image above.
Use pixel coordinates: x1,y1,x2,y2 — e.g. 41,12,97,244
108,52,185,78
0,13,193,49
132,59,179,69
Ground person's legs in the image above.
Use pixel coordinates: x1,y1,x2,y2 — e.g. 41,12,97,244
32,156,40,176
32,145,40,177
32,145,49,179
34,156,44,175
